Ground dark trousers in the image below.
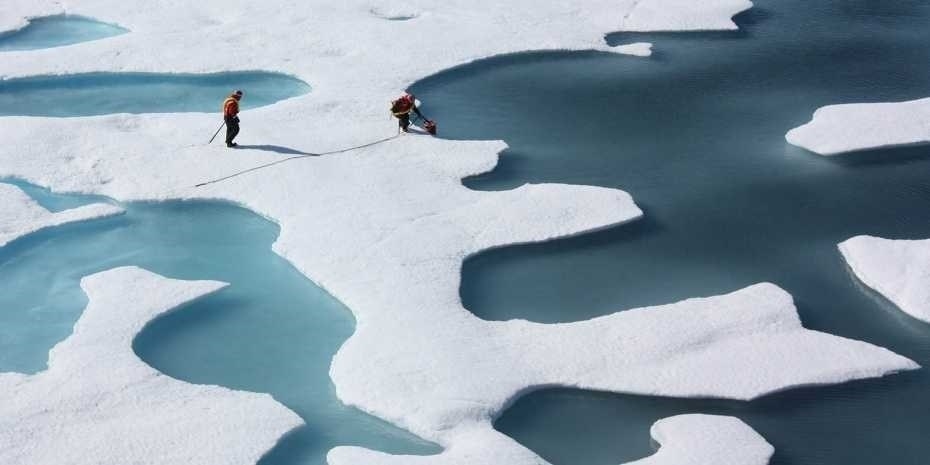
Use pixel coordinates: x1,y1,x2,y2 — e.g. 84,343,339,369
225,116,240,144
397,113,411,131
397,108,424,132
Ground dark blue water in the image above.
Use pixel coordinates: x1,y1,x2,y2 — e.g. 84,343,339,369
411,0,930,464
0,15,126,51
0,186,437,464
0,72,309,117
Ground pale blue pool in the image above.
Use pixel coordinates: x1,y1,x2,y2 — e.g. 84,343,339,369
0,72,310,117
0,184,437,465
0,15,127,51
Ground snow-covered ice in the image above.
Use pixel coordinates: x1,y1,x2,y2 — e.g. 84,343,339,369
0,267,303,465
840,236,930,324
629,415,773,465
620,0,754,32
331,415,773,465
786,98,930,155
0,1,920,464
0,183,123,247
614,41,655,57
788,100,930,322
327,282,916,465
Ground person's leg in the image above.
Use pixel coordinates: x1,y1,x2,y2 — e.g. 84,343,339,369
398,114,410,132
224,118,234,145
225,118,240,146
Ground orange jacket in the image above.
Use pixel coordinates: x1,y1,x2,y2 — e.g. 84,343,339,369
223,96,240,117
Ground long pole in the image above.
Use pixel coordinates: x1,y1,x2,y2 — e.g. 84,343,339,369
208,121,226,144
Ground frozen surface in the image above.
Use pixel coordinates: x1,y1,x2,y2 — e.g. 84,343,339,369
786,98,930,155
629,415,773,465
330,415,773,465
840,236,930,324
328,283,915,465
0,183,122,246
0,1,919,464
0,267,303,465
613,42,654,57
620,0,753,31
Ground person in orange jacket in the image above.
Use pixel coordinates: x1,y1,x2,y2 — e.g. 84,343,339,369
222,90,243,147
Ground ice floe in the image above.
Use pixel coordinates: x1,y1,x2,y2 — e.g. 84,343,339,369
630,415,773,465
0,267,303,465
786,98,930,155
613,41,654,56
620,0,754,31
840,236,930,324
0,1,919,464
327,282,915,465
330,414,773,465
0,183,123,247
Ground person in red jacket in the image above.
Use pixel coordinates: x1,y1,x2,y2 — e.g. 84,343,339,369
222,90,243,147
390,93,425,133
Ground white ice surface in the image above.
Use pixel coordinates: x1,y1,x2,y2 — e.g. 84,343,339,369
0,183,123,247
327,283,916,465
0,1,918,465
840,236,930,324
621,0,754,31
615,41,655,57
0,267,303,465
786,98,930,155
331,415,773,465
629,415,773,465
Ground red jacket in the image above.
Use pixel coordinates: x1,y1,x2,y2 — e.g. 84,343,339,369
391,95,415,116
223,96,240,117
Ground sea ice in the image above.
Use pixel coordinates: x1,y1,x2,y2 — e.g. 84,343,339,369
788,101,930,324
330,414,773,465
0,1,919,465
840,236,930,324
620,0,754,31
327,282,916,465
0,267,303,465
613,41,654,56
0,182,123,247
786,98,930,155
629,415,773,465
